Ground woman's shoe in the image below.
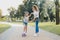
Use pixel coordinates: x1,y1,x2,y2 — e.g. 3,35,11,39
34,33,38,37
34,32,39,37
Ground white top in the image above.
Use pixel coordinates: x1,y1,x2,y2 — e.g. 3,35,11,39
23,16,29,23
32,11,39,18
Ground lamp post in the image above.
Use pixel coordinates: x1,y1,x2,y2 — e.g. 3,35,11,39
54,0,59,25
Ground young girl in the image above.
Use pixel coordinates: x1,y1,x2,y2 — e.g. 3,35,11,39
31,5,39,36
22,11,30,37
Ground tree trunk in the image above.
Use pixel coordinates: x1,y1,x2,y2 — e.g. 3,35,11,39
55,0,59,25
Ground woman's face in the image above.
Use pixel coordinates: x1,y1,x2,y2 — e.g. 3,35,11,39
32,7,35,12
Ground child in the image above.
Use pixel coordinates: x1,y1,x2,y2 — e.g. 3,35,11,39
22,11,30,37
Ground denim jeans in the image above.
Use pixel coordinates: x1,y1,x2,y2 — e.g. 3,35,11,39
35,18,39,33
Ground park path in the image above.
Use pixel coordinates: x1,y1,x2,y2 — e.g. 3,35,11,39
0,22,60,40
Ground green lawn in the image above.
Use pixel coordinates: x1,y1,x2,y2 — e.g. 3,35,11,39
29,22,60,35
0,24,11,33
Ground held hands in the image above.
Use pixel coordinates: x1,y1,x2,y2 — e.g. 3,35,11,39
29,20,33,22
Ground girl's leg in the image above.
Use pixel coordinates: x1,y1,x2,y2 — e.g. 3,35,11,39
22,24,27,37
22,22,27,37
24,25,27,33
35,19,39,33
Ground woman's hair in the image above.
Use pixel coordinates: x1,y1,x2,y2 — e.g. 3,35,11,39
32,5,39,11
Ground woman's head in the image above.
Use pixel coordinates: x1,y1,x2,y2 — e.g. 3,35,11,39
32,5,39,11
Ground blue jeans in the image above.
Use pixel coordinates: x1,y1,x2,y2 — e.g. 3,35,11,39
35,18,39,33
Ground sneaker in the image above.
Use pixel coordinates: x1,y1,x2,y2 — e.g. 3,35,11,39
34,32,40,37
22,33,26,37
37,32,40,35
34,33,38,37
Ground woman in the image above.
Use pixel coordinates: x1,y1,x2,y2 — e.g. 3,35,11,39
31,5,39,36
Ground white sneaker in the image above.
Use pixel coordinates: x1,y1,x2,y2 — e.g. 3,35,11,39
34,32,40,37
37,32,40,35
34,33,38,37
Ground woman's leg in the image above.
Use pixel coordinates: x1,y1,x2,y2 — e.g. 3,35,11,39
35,19,39,33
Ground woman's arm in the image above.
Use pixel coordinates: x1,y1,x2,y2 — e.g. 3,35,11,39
31,17,36,22
30,17,36,22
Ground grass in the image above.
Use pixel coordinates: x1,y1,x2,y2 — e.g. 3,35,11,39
0,24,11,33
10,21,22,24
0,17,7,21
29,22,60,35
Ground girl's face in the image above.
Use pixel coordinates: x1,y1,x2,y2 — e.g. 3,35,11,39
24,12,29,17
26,13,28,16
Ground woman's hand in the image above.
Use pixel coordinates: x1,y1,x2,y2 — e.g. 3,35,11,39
29,20,33,22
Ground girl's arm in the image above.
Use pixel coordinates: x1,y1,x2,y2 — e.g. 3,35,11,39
28,14,31,17
28,13,32,18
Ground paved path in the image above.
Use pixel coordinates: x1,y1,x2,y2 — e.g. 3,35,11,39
0,22,60,40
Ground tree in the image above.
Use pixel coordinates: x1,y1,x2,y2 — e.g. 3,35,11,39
23,0,48,21
39,0,46,22
8,7,16,21
0,9,2,18
55,0,59,25
17,0,56,22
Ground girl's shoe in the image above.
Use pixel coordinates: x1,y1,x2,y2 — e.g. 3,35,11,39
22,33,27,37
22,32,27,37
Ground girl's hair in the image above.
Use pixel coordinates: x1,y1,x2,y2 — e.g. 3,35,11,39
32,5,39,11
24,11,29,16
24,11,29,14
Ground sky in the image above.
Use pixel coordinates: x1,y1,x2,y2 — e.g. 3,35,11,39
0,0,23,16
0,0,54,16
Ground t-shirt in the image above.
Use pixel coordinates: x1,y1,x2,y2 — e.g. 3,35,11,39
23,16,29,23
32,11,39,18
